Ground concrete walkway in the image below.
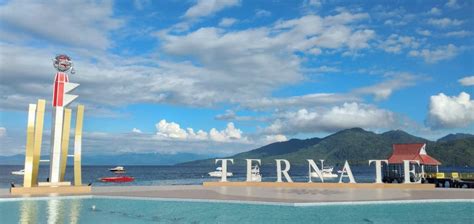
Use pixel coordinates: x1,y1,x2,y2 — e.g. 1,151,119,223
1,185,473,203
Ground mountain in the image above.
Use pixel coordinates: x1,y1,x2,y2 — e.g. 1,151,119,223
437,133,474,142
180,128,474,166
381,130,428,144
430,138,474,166
0,152,213,165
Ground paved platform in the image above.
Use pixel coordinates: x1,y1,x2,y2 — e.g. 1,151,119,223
1,185,473,203
203,181,436,189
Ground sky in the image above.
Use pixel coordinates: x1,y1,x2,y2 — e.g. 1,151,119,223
0,0,473,157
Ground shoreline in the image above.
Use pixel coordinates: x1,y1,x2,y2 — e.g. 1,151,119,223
1,185,473,204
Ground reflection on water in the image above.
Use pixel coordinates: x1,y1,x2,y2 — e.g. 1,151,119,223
47,199,60,224
19,200,37,224
4,198,473,224
70,199,81,224
19,198,81,224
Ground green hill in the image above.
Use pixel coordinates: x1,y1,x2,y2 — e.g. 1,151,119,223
180,128,474,166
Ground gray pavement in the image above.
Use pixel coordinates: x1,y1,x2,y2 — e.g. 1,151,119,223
1,185,473,203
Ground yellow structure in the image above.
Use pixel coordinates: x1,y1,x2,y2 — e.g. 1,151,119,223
60,108,72,181
74,105,84,186
11,100,89,195
23,99,45,187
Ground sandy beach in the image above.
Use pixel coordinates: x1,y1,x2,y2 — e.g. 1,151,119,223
1,185,473,204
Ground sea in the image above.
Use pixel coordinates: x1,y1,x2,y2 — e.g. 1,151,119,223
1,164,473,188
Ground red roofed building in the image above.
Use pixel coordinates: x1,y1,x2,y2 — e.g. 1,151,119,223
383,143,441,183
388,143,441,166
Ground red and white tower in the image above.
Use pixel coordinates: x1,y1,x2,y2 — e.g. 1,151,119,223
50,55,79,183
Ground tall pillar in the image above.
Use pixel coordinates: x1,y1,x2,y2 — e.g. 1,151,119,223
31,100,46,185
23,104,37,187
74,105,84,186
49,106,64,183
60,108,72,181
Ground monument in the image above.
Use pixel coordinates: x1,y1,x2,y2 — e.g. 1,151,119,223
11,54,91,195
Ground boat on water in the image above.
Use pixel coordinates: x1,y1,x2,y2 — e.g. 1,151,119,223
109,166,125,172
311,166,339,179
100,176,134,183
310,160,339,179
208,167,233,177
11,169,25,175
249,165,262,182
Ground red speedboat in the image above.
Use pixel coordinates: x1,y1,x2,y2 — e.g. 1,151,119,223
100,176,134,183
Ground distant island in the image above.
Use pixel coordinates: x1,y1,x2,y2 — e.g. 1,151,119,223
179,128,474,167
1,128,472,166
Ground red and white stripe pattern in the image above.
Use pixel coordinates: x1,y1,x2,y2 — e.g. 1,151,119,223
52,72,69,107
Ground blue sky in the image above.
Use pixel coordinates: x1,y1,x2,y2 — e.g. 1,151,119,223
0,0,473,156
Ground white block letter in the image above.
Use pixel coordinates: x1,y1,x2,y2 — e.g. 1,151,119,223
369,160,388,184
275,159,293,182
246,159,261,182
403,160,421,184
215,159,233,182
338,160,356,183
307,159,324,183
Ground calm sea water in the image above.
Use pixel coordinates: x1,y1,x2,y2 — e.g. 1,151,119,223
0,197,472,224
1,165,473,188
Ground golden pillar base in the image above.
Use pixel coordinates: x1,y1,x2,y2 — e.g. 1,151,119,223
10,185,91,196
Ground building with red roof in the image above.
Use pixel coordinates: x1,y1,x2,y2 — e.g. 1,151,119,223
383,143,441,183
388,143,441,166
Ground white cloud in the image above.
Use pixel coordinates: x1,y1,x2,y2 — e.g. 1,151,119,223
0,0,123,49
209,123,245,142
303,0,322,8
376,7,415,27
354,73,418,100
459,76,474,86
445,30,472,38
214,110,256,121
428,7,442,16
379,34,420,54
255,9,271,17
132,128,142,133
157,12,373,107
83,131,249,155
347,29,375,49
264,134,288,144
156,120,189,139
302,65,340,73
186,128,209,140
218,17,238,27
408,44,458,63
416,29,431,36
242,93,360,110
427,18,463,28
265,103,397,134
133,0,151,10
0,127,6,137
184,0,240,19
428,92,474,128
155,119,246,143
445,0,460,9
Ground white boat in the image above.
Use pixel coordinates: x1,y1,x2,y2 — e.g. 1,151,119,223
310,160,338,179
249,165,262,182
311,166,339,179
208,167,233,177
11,169,25,175
109,166,125,172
